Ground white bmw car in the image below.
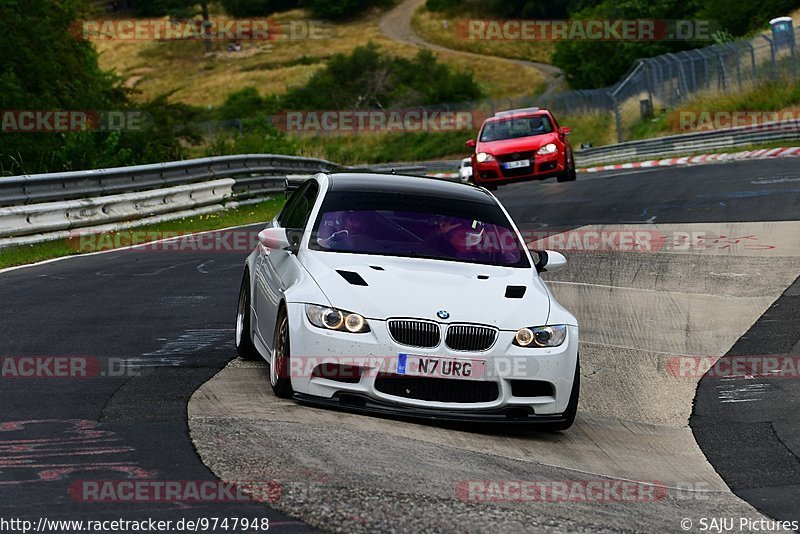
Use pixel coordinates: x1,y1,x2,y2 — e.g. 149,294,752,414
235,172,580,429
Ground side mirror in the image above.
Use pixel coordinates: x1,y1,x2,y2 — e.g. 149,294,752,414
534,250,567,273
559,126,572,136
258,227,291,251
465,139,476,148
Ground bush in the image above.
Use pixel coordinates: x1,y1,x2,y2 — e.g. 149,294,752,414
219,0,300,18
217,87,282,120
282,43,483,109
301,0,389,19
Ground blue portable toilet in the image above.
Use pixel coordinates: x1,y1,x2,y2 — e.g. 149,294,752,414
770,16,795,49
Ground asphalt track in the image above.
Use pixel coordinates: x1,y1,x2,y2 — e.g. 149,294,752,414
1,158,799,532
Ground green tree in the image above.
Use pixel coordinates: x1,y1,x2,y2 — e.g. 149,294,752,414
0,0,196,175
551,0,701,89
300,0,390,19
219,0,299,17
0,0,124,173
129,0,213,53
699,0,800,36
282,43,483,109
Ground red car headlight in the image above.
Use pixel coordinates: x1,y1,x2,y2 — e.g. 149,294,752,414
536,143,558,155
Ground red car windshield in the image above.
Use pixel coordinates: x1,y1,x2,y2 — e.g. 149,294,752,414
310,191,530,268
479,115,554,142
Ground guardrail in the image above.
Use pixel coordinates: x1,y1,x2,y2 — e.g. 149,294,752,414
0,155,352,246
0,155,442,247
574,119,800,166
0,154,348,208
4,120,799,248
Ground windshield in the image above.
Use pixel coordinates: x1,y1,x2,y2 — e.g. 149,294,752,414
310,191,529,268
479,115,554,142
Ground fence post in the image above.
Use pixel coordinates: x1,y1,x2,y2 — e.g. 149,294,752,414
611,92,623,143
688,50,703,93
729,43,743,89
717,50,727,92
796,33,800,78
763,35,778,80
643,60,655,116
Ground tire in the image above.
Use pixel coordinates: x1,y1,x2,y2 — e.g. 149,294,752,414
557,153,577,183
270,306,294,399
235,271,260,361
547,357,580,431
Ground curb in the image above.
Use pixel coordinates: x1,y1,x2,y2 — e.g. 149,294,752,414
579,146,800,173
426,147,800,179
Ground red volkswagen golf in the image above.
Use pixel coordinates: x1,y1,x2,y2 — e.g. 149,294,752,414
467,108,576,189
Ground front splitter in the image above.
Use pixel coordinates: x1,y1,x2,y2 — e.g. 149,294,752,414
293,392,567,426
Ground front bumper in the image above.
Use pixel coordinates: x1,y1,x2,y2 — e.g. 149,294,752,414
294,392,572,425
474,152,564,184
285,303,579,417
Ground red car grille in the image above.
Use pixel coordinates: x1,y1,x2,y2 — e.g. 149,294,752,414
496,150,536,178
496,150,536,163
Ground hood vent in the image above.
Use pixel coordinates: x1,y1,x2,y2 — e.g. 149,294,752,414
336,270,368,286
505,285,527,299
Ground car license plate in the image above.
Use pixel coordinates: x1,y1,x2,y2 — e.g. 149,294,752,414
502,159,530,170
397,354,486,381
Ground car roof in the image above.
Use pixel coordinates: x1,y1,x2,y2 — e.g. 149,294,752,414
326,173,495,203
483,109,550,124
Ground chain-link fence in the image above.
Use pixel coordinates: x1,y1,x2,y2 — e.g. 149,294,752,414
198,26,799,144
538,28,800,143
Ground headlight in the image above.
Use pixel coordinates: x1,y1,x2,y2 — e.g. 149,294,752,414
536,143,557,155
305,304,370,333
476,152,495,163
514,325,566,347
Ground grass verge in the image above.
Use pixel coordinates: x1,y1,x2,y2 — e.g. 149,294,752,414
411,7,554,65
626,78,800,141
0,198,285,270
96,7,545,107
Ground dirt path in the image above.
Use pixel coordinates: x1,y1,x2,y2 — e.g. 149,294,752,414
379,0,564,96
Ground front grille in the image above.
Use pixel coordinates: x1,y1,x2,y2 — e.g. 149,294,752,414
500,164,536,178
388,320,440,348
496,150,536,164
375,374,499,403
497,151,536,178
445,324,498,351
